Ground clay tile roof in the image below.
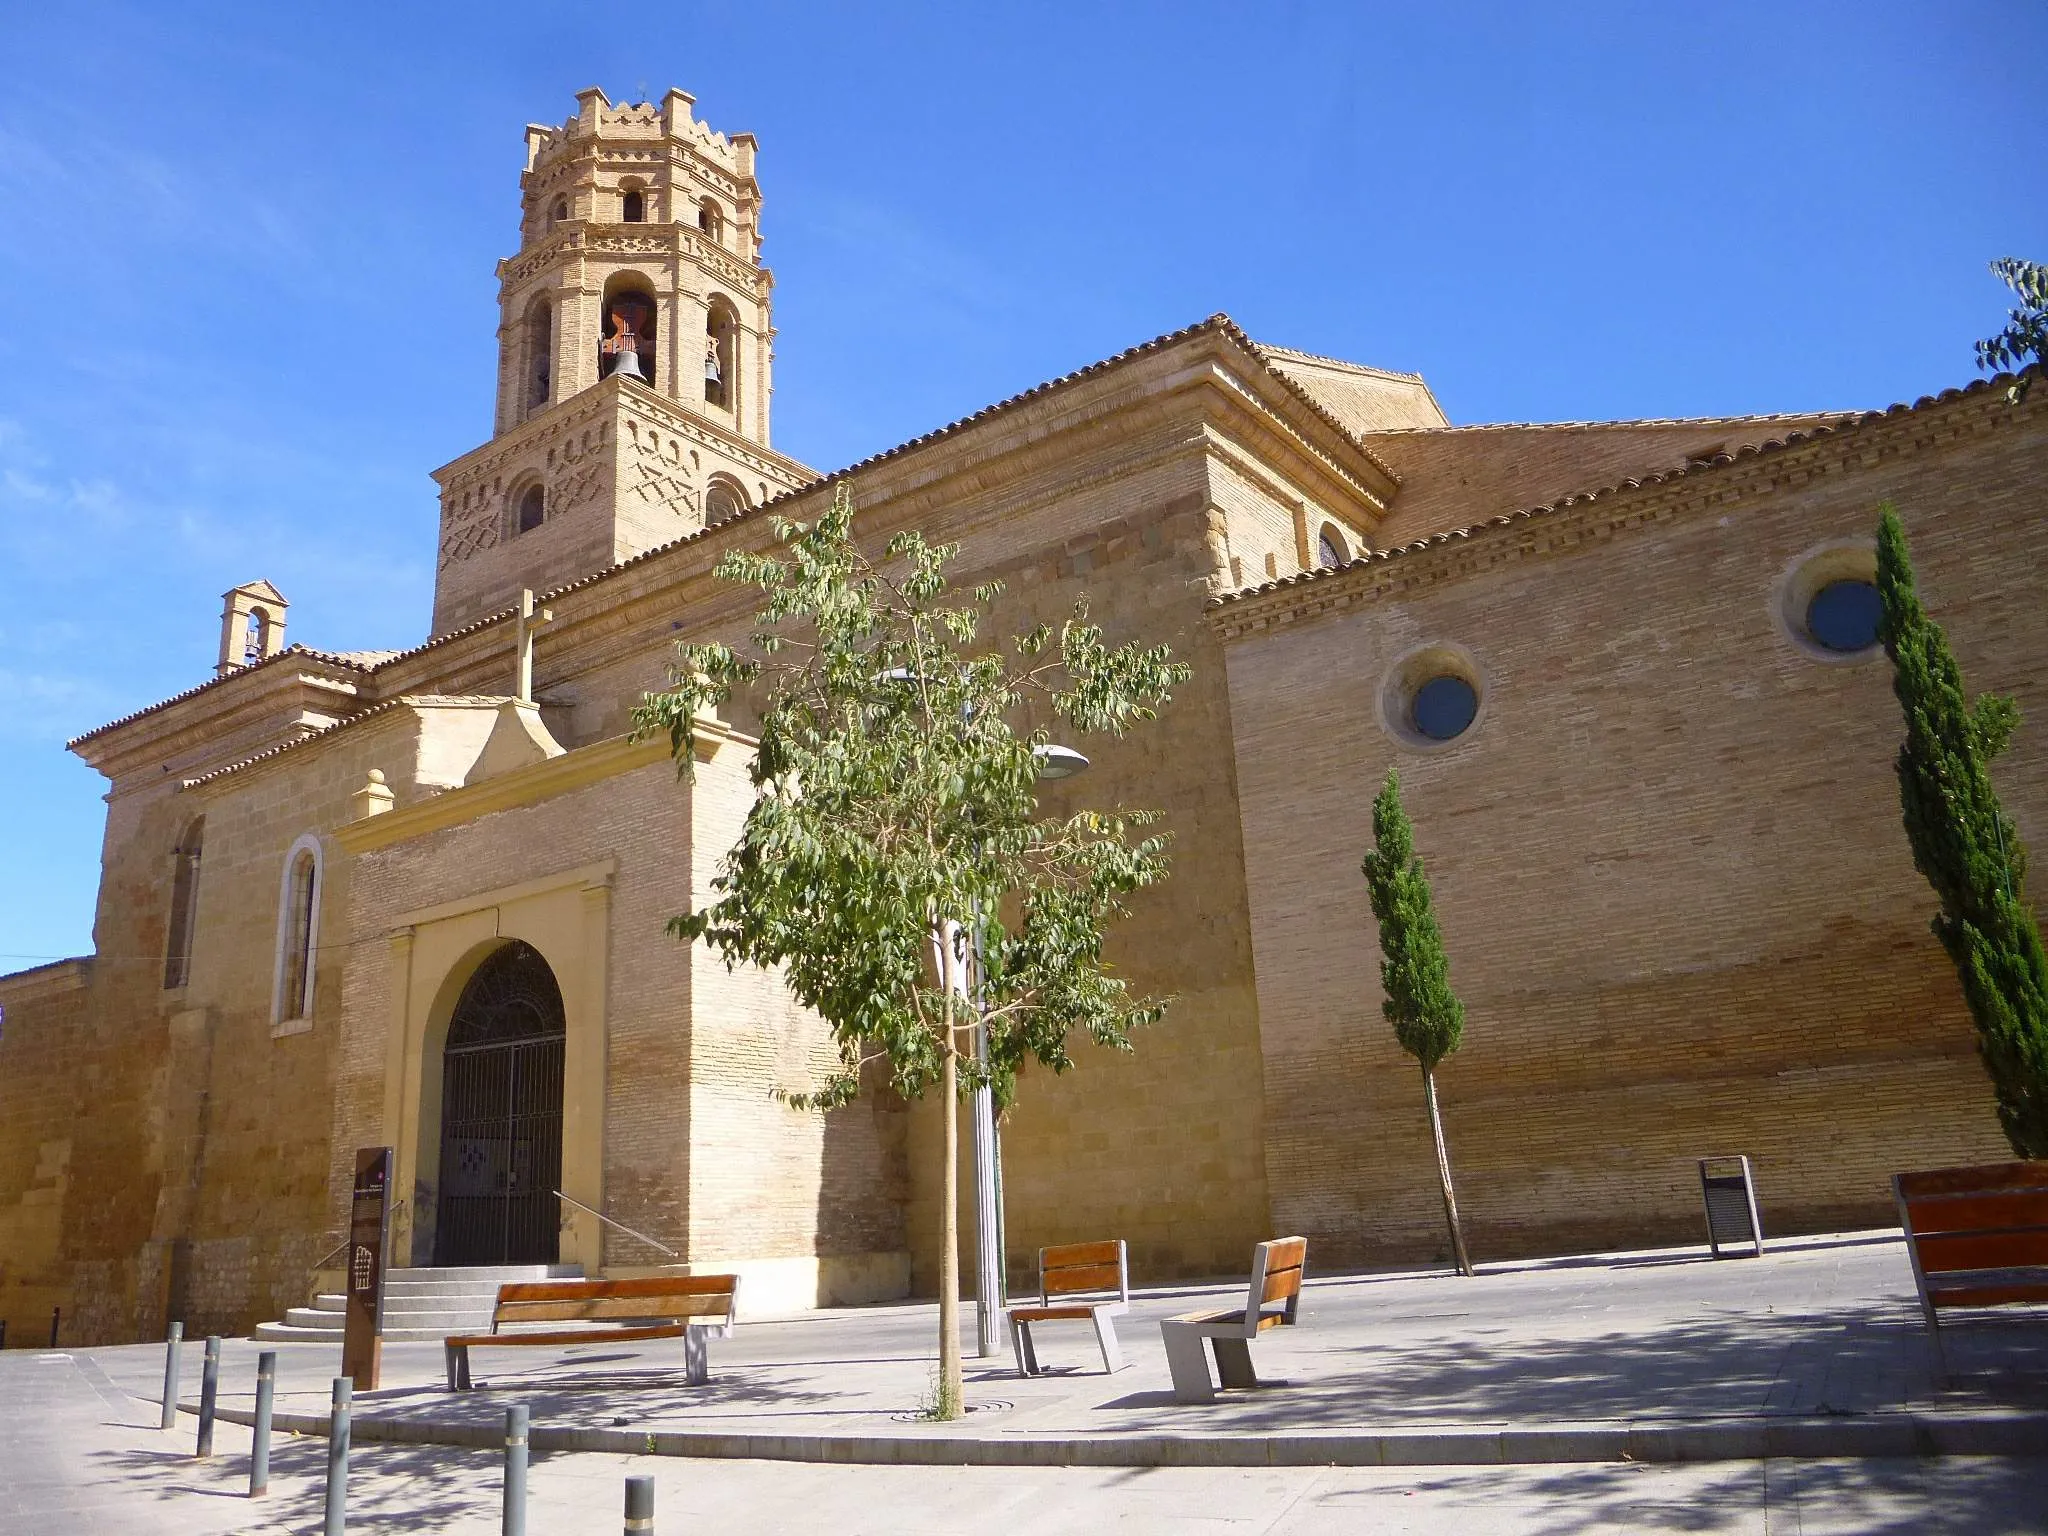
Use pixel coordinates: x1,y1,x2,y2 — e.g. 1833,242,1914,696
65,644,384,750
1208,368,2034,613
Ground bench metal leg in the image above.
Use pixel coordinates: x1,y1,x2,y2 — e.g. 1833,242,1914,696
1210,1336,1258,1390
445,1344,471,1392
1160,1323,1215,1404
683,1326,709,1387
1091,1310,1124,1374
1013,1319,1039,1378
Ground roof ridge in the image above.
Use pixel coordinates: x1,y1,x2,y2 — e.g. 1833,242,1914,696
1251,342,1427,384
1210,367,2033,611
1363,409,1859,437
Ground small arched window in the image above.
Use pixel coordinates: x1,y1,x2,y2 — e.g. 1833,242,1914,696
704,298,738,408
272,834,322,1028
704,477,746,523
698,199,724,243
1317,525,1347,569
549,196,568,227
515,482,546,534
622,188,645,223
163,816,205,990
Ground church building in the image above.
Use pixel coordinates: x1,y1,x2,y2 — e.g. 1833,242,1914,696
2,87,2041,1345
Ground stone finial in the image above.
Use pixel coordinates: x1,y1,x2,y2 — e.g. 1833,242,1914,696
351,768,395,821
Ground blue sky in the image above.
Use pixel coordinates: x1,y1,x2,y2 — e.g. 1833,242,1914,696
1,1,2042,967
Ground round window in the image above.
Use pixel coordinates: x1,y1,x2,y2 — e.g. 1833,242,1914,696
1805,578,1880,653
1411,675,1479,741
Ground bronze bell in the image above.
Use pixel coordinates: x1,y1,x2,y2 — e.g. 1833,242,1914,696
611,346,645,382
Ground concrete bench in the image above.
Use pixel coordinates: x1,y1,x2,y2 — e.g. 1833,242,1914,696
1159,1237,1306,1403
1007,1239,1129,1376
1894,1161,2048,1384
444,1274,740,1391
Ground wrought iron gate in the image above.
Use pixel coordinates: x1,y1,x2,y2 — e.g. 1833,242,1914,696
434,942,565,1266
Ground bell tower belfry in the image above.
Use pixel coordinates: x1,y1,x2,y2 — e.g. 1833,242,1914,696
429,87,813,637
497,87,775,443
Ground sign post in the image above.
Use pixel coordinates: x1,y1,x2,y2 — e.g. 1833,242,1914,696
342,1146,393,1390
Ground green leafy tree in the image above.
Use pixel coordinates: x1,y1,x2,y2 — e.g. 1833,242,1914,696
1877,504,2048,1157
632,485,1190,1417
1974,256,2047,402
1360,771,1475,1275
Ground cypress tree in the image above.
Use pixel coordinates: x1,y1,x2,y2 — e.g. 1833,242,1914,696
1361,771,1475,1274
1877,503,2048,1157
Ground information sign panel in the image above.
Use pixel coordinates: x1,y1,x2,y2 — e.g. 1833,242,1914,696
342,1146,394,1389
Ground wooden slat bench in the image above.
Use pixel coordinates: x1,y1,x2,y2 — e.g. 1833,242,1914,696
1159,1237,1307,1404
444,1274,741,1391
1007,1239,1129,1376
1894,1161,2048,1385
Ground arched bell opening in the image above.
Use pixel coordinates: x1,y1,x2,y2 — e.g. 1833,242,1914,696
432,939,566,1266
704,296,738,409
524,296,553,411
598,276,658,384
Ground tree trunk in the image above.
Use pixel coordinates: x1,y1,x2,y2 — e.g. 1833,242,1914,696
1422,1063,1474,1277
935,948,965,1419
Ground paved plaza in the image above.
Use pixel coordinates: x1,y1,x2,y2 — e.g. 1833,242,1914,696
4,1232,2045,1532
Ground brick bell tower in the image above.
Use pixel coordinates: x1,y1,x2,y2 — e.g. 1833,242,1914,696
429,87,813,637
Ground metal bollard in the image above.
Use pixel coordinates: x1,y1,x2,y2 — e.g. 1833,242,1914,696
249,1351,276,1497
624,1474,654,1534
195,1335,222,1457
324,1377,352,1536
48,1307,59,1348
160,1322,184,1431
502,1403,529,1536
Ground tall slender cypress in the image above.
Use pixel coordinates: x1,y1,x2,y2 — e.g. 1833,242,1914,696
1361,771,1475,1274
1877,503,2048,1157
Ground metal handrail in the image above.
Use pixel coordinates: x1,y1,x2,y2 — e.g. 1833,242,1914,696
554,1189,680,1259
313,1239,348,1271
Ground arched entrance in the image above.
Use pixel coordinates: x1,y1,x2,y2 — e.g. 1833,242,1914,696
434,941,565,1266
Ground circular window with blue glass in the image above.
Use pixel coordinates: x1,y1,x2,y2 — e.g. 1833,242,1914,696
1776,541,1883,662
1382,643,1486,749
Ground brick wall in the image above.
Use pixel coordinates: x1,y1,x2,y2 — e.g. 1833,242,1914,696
1221,387,2043,1266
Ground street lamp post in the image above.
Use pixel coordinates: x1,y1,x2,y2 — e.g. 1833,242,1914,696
880,667,1089,1359
965,740,1091,1357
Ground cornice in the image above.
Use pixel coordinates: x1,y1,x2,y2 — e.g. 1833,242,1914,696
0,955,92,1002
1207,372,2031,642
333,719,748,855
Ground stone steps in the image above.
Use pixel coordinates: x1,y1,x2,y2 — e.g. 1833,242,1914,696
251,1264,581,1344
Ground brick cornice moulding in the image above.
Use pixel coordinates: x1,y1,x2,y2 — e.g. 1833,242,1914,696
1206,381,2024,643
333,719,748,855
0,956,92,1003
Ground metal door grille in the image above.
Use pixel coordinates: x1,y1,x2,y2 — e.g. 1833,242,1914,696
434,942,565,1267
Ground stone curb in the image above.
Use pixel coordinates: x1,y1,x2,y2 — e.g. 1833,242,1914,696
185,1403,2048,1467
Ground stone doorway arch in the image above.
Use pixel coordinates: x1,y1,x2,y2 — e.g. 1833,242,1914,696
433,940,566,1266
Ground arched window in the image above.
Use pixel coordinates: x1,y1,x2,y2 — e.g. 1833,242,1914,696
525,298,552,410
698,198,724,244
704,477,746,522
1317,525,1347,569
272,834,322,1028
163,817,205,990
621,188,645,223
514,482,545,534
599,277,659,383
704,298,738,408
549,196,569,227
